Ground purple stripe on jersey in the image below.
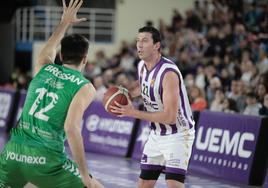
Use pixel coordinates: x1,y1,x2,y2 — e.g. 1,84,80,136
159,68,194,129
159,68,177,102
164,167,186,175
150,122,156,131
140,164,164,171
160,123,167,135
170,123,178,134
149,59,164,101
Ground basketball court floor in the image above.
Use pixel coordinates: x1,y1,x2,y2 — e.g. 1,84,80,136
0,132,264,188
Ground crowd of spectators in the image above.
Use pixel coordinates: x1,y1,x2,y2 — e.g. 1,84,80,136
86,0,268,116
2,0,268,117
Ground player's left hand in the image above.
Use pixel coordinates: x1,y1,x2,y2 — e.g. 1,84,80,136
110,97,135,117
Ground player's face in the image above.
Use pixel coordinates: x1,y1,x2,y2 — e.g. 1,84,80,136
136,32,158,61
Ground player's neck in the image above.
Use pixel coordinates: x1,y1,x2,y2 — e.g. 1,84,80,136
63,64,82,72
144,53,161,71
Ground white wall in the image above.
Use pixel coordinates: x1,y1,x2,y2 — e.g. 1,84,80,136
33,0,194,64
116,0,193,45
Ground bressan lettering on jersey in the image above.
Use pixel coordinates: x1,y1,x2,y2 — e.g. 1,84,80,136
45,65,84,85
6,151,46,164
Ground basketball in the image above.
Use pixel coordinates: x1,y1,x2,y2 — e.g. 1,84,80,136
102,86,130,115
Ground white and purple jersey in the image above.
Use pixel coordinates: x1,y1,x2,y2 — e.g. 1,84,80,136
138,56,195,136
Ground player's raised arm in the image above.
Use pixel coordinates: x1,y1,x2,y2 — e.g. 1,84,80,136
34,0,86,76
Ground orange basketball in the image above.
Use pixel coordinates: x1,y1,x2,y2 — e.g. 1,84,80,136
102,86,130,115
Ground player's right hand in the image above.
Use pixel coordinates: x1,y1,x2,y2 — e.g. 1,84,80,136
61,0,87,25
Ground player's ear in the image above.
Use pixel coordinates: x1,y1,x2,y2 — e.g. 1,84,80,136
82,55,88,65
155,42,161,51
59,52,63,62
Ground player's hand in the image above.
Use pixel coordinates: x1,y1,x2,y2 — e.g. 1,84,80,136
110,96,135,117
61,0,87,25
81,174,94,188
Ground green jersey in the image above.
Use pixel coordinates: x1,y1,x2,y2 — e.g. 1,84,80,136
11,64,89,153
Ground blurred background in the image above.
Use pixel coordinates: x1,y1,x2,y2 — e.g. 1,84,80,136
0,0,268,187
1,0,268,117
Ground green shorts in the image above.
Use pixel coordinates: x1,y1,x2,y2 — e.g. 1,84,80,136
0,141,85,188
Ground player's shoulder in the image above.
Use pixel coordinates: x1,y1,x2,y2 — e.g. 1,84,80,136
161,56,176,66
72,83,96,107
80,82,96,94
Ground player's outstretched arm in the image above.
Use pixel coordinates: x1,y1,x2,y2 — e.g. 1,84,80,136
64,83,100,187
34,0,86,76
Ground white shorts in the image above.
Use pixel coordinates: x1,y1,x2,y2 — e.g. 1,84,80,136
140,130,194,175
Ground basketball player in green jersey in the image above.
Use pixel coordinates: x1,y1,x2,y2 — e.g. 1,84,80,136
0,0,104,187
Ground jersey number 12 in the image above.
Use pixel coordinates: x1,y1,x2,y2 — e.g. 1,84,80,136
29,88,58,121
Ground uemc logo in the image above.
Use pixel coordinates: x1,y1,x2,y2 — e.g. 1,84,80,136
195,126,255,158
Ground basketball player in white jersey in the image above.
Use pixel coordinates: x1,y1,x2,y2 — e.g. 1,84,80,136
111,26,195,188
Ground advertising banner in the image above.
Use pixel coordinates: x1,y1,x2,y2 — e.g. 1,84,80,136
82,101,135,156
189,111,261,184
0,88,16,130
132,120,150,160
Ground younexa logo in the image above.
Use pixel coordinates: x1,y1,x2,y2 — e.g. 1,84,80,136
195,126,255,158
6,151,46,164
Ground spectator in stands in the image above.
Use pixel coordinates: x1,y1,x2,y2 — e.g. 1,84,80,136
190,85,208,111
223,98,239,113
195,65,206,90
259,4,268,33
93,75,107,101
206,76,222,105
256,83,268,103
83,62,101,79
102,69,114,88
244,2,262,32
115,72,133,89
210,88,225,112
241,59,255,86
257,48,268,74
184,73,195,88
219,67,231,91
259,93,268,116
119,47,136,75
243,92,262,115
95,50,109,71
227,79,246,112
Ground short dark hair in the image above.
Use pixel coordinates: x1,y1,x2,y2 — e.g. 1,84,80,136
60,34,89,65
138,26,161,44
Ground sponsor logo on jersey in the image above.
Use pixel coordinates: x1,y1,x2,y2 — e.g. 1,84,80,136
6,151,46,165
150,79,155,87
143,98,158,110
